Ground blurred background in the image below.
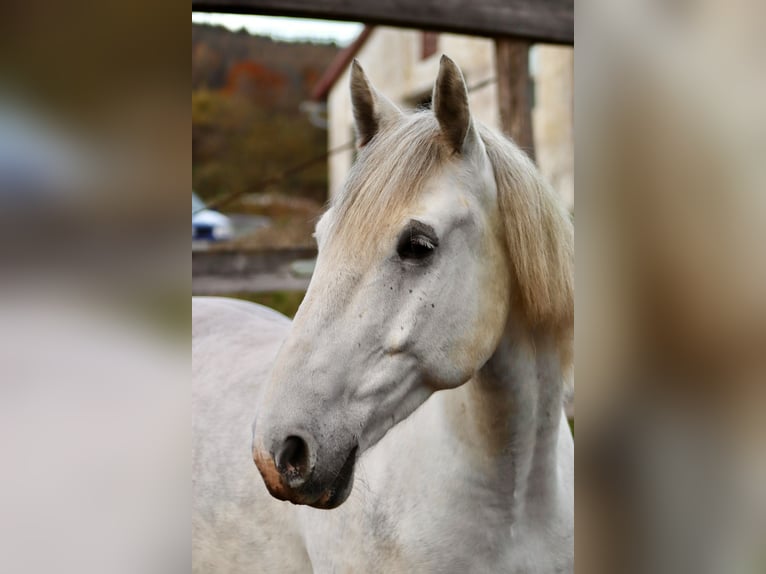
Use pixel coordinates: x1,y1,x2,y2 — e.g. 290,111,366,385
191,15,353,316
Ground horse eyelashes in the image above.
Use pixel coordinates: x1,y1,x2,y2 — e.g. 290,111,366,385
412,236,435,250
397,220,439,261
397,234,436,260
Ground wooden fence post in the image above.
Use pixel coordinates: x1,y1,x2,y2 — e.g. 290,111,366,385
495,38,535,161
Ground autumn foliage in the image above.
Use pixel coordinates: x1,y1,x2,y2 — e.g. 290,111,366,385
192,24,339,205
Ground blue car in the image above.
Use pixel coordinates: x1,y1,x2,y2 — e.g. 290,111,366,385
193,192,233,241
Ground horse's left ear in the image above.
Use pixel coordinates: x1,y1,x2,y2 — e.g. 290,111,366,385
350,60,403,147
433,55,476,154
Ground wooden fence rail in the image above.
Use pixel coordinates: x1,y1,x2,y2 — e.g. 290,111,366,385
192,0,573,44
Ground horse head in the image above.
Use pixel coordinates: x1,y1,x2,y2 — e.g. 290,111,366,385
252,56,572,508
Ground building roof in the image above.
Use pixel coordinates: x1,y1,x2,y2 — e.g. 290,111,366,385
310,26,374,101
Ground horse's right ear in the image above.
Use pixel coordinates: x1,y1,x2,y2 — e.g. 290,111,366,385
433,55,476,154
350,60,402,147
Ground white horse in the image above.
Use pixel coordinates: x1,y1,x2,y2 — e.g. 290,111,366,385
193,56,574,573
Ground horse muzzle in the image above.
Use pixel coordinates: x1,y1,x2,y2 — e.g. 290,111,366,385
252,432,358,509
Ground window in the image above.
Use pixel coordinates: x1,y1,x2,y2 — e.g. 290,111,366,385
421,32,439,60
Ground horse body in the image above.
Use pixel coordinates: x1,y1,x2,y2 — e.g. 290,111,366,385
192,297,311,572
194,298,572,573
193,56,573,572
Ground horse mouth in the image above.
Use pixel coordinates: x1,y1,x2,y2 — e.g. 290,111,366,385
310,445,358,509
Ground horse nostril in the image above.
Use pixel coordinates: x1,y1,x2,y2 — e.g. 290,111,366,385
275,435,311,485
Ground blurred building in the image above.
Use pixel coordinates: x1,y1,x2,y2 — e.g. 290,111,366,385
312,27,574,208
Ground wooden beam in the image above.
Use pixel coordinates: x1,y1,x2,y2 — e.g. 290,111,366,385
192,0,574,45
495,38,535,161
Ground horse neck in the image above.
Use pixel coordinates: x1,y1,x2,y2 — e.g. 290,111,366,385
442,317,570,520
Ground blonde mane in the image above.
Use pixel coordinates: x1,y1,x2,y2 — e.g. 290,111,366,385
330,111,574,334
330,112,446,247
478,124,574,332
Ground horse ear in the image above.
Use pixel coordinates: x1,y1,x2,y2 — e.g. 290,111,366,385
433,55,475,154
350,60,402,147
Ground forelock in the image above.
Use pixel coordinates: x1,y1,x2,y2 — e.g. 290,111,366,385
328,112,449,250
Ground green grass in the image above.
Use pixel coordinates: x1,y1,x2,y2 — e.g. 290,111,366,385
229,291,306,318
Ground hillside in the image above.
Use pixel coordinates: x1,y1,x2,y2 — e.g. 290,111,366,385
192,24,340,205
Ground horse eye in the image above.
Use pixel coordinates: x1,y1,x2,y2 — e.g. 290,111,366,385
397,229,438,261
